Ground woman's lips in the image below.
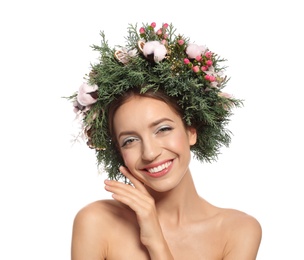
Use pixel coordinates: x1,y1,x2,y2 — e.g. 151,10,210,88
144,160,173,178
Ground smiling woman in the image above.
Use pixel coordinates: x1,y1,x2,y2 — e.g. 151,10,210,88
113,93,196,190
67,22,262,259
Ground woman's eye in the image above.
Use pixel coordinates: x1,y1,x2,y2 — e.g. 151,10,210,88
121,137,138,147
156,126,172,134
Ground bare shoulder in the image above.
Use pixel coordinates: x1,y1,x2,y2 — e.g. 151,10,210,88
219,208,262,260
71,200,136,260
74,199,130,220
72,199,136,236
220,208,262,233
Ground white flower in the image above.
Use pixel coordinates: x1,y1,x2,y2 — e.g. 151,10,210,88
186,43,207,59
143,41,167,62
77,83,98,106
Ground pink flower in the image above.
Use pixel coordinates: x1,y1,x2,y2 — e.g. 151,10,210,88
204,66,223,88
143,41,167,62
206,60,213,66
177,39,184,45
205,51,212,59
77,83,98,106
192,66,199,73
151,22,156,28
209,75,216,82
204,75,215,82
156,29,162,35
186,43,206,59
201,66,207,71
163,23,169,29
139,27,145,34
195,55,202,61
184,58,190,65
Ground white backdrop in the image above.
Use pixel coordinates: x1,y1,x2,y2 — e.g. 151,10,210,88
0,0,303,259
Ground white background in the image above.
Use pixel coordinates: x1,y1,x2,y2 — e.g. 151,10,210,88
0,0,303,259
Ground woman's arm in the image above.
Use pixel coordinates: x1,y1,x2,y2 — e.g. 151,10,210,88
71,203,107,260
223,213,262,260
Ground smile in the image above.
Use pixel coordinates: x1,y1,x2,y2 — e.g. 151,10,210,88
147,161,172,173
144,160,173,178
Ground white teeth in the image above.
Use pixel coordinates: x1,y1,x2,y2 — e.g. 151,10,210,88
148,161,172,174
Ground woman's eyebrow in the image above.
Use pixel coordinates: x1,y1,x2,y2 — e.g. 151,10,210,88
117,118,174,139
148,117,173,127
117,130,137,140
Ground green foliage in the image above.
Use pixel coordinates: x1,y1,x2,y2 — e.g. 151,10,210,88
69,22,243,181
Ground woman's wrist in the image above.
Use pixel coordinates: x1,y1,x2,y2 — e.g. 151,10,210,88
145,238,174,260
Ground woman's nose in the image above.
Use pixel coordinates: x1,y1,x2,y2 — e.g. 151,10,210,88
141,137,161,162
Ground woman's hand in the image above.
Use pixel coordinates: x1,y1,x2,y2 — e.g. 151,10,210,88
104,166,174,259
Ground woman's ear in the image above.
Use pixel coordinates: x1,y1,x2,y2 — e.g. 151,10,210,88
187,127,197,146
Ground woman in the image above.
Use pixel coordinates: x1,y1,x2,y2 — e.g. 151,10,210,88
68,22,262,259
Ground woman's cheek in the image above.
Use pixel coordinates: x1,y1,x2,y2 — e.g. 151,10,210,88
121,150,128,163
166,131,187,149
121,150,134,169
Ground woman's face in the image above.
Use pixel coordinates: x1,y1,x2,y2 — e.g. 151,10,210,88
113,95,197,192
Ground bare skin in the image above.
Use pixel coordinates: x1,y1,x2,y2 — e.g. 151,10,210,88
71,96,262,259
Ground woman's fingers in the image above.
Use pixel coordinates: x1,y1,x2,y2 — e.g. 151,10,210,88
104,178,148,203
119,166,149,194
104,167,153,215
104,179,154,216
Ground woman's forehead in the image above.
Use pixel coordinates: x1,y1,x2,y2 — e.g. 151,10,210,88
114,96,180,126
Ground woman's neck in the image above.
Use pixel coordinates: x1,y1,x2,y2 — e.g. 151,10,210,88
147,170,205,226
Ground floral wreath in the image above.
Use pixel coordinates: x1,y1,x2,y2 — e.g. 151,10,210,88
66,22,243,181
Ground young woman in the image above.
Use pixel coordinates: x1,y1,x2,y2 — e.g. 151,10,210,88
68,22,262,259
